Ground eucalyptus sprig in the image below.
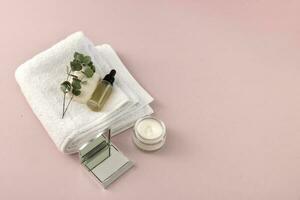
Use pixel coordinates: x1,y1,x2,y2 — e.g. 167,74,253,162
60,52,96,118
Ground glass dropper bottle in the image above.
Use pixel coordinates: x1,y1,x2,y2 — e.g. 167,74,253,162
87,69,116,112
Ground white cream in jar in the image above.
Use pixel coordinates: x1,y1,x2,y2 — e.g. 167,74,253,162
132,116,166,151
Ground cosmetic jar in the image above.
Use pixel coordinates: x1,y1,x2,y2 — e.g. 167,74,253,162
132,116,166,151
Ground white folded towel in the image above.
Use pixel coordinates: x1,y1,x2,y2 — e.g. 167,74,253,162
15,32,153,153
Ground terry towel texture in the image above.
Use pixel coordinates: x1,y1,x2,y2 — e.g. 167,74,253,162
15,32,153,154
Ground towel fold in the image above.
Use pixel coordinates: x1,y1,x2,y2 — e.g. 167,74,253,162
15,32,153,153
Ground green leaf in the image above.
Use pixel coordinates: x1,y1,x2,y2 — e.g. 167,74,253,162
72,78,81,89
74,52,84,61
88,61,95,72
74,52,80,58
60,81,71,93
72,89,81,96
82,56,91,64
83,67,94,78
70,60,82,71
88,61,93,66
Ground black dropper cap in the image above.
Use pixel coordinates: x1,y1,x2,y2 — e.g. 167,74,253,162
103,69,116,85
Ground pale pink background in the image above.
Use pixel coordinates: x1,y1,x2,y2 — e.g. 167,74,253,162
1,0,300,199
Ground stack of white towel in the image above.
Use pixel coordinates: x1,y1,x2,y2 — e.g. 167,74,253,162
15,32,153,154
